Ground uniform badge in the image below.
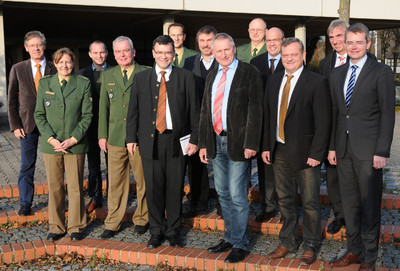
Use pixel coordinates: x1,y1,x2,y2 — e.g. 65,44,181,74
45,101,51,107
89,97,93,102
109,93,114,99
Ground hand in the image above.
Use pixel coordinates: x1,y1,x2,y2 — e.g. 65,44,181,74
261,151,271,165
199,148,208,164
185,143,198,156
60,138,76,150
244,148,257,159
373,155,387,169
99,138,108,153
49,138,69,154
327,151,337,166
127,143,137,157
307,158,321,167
13,128,26,139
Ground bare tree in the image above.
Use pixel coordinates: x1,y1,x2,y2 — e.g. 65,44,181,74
338,0,351,22
378,30,391,63
391,29,400,80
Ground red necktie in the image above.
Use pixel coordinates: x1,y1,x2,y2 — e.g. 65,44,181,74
213,67,228,135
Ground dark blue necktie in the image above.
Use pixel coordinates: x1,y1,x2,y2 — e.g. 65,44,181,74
345,65,358,108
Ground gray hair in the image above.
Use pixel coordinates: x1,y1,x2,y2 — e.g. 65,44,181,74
281,37,304,52
211,33,235,50
345,23,371,42
112,36,134,50
24,30,46,46
327,19,349,35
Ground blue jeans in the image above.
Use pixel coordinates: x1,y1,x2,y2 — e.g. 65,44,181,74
212,135,250,250
18,130,39,207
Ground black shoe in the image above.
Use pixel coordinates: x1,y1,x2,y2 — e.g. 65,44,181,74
224,248,248,263
100,229,116,239
207,240,232,253
327,218,345,234
18,206,31,216
168,234,185,247
255,211,275,223
134,224,149,235
147,234,163,248
71,232,85,241
47,232,65,241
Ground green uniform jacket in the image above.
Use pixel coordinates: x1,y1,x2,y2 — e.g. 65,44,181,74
34,73,93,155
174,47,198,68
98,63,149,147
236,42,267,63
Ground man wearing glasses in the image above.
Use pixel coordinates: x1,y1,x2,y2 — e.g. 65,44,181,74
236,18,268,63
126,35,200,249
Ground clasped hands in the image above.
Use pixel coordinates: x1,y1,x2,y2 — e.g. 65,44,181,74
49,138,76,153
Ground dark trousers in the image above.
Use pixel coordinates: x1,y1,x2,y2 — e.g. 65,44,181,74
187,153,209,211
142,132,186,238
337,140,382,264
257,156,276,213
18,128,39,207
324,160,344,220
273,143,321,253
86,139,108,203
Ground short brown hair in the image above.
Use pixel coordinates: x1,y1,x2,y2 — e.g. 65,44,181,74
168,23,185,34
24,30,46,46
52,47,75,64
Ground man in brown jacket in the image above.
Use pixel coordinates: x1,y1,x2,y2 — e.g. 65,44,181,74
8,30,56,216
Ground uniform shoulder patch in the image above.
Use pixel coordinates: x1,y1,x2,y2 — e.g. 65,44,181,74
42,75,52,79
77,75,89,80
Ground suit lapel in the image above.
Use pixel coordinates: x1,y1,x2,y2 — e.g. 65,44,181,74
150,69,159,107
337,62,349,109
286,69,308,117
49,74,63,101
61,74,77,98
347,58,372,109
24,60,36,95
193,54,201,76
113,66,125,92
270,72,285,122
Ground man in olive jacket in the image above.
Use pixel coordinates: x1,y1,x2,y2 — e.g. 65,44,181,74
98,36,149,239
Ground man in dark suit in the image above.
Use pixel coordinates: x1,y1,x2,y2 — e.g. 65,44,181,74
319,19,377,235
328,23,395,271
182,25,218,218
261,38,331,264
199,33,263,263
126,35,200,249
77,40,109,213
236,18,267,63
250,27,285,222
168,23,198,68
8,30,57,216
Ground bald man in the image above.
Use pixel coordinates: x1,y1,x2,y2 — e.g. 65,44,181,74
236,18,267,63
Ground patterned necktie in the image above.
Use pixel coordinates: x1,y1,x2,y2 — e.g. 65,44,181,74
338,55,346,66
174,53,179,66
252,48,258,58
34,64,42,92
123,70,128,85
61,79,67,91
278,75,294,141
345,65,358,108
270,59,276,74
213,67,229,135
156,71,167,133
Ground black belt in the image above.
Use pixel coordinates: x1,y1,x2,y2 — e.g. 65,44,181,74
218,130,227,136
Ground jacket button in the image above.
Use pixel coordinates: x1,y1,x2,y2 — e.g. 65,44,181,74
123,105,126,108
156,84,159,87
59,105,63,107
152,121,155,125
155,96,158,99
151,134,154,138
123,118,126,121
123,92,126,95
154,108,156,112
59,117,63,119
346,115,350,119
60,128,63,130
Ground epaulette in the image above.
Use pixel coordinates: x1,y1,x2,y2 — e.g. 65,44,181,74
77,75,89,80
42,75,52,79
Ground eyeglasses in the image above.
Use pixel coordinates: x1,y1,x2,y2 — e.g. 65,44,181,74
249,29,264,33
154,50,174,56
346,41,366,47
27,44,44,48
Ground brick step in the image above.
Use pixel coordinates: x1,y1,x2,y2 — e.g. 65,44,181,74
1,206,399,245
0,238,398,271
1,180,400,210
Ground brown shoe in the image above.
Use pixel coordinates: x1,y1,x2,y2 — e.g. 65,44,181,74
86,201,101,213
267,245,290,259
300,251,317,265
330,251,360,267
359,263,376,271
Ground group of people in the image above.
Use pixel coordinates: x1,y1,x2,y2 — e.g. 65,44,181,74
7,17,395,270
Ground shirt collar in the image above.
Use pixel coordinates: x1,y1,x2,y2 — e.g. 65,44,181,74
285,65,304,78
200,55,215,63
268,53,281,62
30,58,46,69
349,54,368,70
155,63,172,75
217,58,238,72
92,62,108,71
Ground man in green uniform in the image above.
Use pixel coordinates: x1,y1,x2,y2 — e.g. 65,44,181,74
168,23,197,67
98,36,149,239
236,18,268,63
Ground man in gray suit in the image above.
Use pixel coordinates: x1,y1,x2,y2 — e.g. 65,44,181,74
8,30,57,216
328,23,395,271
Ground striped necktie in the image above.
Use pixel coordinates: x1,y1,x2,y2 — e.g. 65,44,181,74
252,48,258,58
156,71,167,133
213,67,228,135
345,65,358,108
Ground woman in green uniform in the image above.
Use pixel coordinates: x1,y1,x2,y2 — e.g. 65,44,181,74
34,47,92,241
